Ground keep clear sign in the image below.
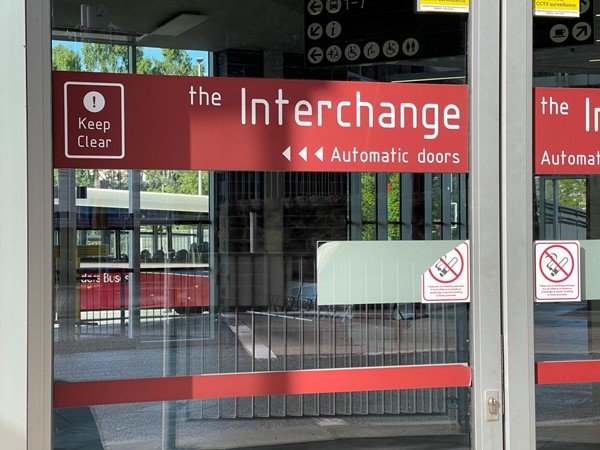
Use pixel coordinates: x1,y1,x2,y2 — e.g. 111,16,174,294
535,240,581,302
64,81,125,160
422,241,470,303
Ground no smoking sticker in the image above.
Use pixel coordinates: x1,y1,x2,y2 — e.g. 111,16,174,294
422,241,470,303
534,241,580,302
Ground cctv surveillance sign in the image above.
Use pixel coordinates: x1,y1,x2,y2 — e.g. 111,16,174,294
417,0,469,13
533,0,593,48
533,0,580,17
54,71,468,173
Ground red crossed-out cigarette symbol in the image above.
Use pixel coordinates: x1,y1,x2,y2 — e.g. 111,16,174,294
545,253,568,277
435,256,458,278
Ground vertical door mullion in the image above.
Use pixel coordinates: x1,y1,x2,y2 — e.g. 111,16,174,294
469,0,505,448
501,0,536,448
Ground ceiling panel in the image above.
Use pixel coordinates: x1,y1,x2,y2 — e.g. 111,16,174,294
52,0,304,52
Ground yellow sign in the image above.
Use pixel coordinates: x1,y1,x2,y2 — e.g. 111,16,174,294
417,0,469,13
533,0,580,17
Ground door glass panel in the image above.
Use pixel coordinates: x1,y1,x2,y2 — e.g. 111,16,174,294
52,1,471,448
534,2,600,445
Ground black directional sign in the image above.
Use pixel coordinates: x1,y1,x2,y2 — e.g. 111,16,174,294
304,0,467,67
533,0,594,48
307,0,324,16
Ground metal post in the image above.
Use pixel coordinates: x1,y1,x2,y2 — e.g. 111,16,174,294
57,169,78,339
209,171,217,337
401,174,412,240
129,170,141,338
553,178,559,238
128,44,137,75
350,173,362,240
162,265,177,449
539,179,547,239
376,173,387,240
120,269,127,335
441,174,452,240
424,173,433,240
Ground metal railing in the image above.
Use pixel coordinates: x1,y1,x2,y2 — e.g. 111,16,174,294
62,253,469,423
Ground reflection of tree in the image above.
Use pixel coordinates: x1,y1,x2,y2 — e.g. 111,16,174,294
361,173,448,241
52,44,82,71
557,179,586,210
75,169,128,189
362,173,402,240
75,169,98,188
82,43,132,73
361,173,375,240
141,48,197,76
53,42,204,76
535,178,587,211
68,169,209,194
142,170,205,194
388,173,400,240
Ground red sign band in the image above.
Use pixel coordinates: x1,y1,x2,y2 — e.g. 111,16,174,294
53,72,469,173
535,87,600,174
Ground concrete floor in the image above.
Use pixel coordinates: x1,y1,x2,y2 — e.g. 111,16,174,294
53,303,600,449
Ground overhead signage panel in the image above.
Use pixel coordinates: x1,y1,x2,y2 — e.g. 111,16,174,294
417,0,469,13
533,0,593,48
533,0,580,17
53,71,469,173
534,87,600,174
306,0,413,17
304,0,466,66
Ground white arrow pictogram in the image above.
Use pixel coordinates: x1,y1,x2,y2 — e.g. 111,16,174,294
299,147,308,161
282,146,291,161
315,147,324,161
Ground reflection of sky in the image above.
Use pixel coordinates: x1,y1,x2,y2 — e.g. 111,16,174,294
52,40,208,75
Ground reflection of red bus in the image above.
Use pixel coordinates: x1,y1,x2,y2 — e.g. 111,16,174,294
79,264,209,313
56,187,212,314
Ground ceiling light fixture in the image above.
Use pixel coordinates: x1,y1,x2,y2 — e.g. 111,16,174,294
52,28,139,44
152,13,209,37
392,76,466,83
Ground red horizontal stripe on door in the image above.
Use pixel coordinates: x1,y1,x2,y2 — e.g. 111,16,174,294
55,364,471,408
536,360,600,384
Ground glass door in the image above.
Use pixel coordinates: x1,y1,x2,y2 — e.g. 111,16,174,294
49,1,506,449
531,1,600,447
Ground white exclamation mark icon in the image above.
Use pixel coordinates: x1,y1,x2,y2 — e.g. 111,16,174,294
83,91,106,113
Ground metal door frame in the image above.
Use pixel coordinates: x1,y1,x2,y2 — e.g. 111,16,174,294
8,0,538,447
469,0,536,448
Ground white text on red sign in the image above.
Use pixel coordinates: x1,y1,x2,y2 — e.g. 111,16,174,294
188,85,462,140
55,73,468,172
535,88,600,174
